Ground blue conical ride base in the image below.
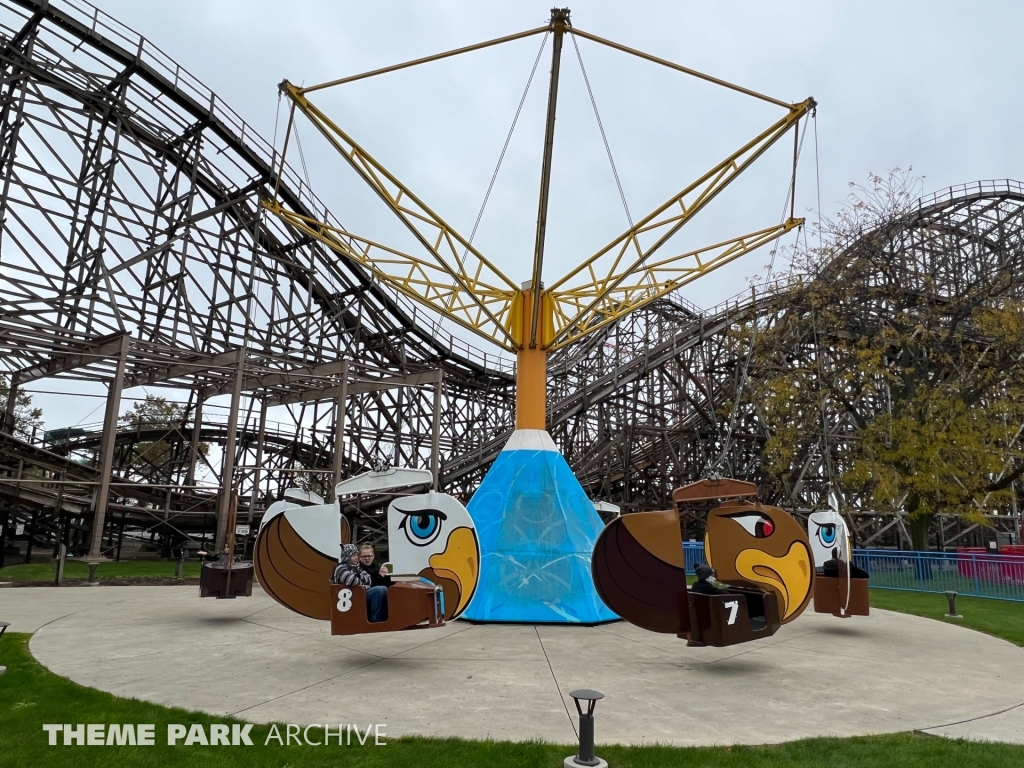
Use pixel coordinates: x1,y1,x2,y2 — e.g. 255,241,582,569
462,430,618,624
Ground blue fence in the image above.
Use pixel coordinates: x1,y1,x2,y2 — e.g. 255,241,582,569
683,542,707,573
852,549,1024,603
680,542,1024,602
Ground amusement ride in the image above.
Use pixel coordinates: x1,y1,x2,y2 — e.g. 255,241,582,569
250,8,853,639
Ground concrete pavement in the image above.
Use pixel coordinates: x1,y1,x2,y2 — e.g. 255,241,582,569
921,702,1024,743
1,585,1021,745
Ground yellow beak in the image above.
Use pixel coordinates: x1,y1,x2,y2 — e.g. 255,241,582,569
734,542,812,620
428,526,479,616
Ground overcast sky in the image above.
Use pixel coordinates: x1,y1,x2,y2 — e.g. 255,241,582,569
25,0,1024,430
92,0,1024,298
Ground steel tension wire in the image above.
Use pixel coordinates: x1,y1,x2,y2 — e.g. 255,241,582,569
570,32,635,234
461,30,551,267
708,112,811,475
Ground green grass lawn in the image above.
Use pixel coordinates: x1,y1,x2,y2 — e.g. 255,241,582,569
869,588,1024,646
0,559,202,583
1,632,1023,768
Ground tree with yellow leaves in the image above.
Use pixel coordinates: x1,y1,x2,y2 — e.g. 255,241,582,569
746,170,1024,550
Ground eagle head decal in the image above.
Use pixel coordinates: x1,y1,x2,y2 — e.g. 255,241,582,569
807,508,851,568
705,502,813,623
387,491,480,620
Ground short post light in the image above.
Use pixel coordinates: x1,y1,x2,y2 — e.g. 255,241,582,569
944,590,962,618
175,547,187,579
0,620,10,677
55,543,67,586
565,689,606,768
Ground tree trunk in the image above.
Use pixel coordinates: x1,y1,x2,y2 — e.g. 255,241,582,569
910,514,932,551
909,514,934,582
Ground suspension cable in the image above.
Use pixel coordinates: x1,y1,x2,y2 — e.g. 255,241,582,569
292,121,313,192
272,88,282,169
273,101,296,201
707,112,810,475
570,33,634,231
814,106,823,250
460,31,550,265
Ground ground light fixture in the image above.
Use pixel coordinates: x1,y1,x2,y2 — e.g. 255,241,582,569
0,620,9,676
175,547,187,579
565,689,606,768
945,591,963,618
84,558,104,586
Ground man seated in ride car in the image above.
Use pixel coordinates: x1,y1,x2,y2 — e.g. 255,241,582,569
686,563,743,647
689,563,732,595
822,548,869,579
689,562,771,640
357,543,393,588
331,543,388,623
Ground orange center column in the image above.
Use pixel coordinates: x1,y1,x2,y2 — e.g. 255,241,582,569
516,346,547,430
513,287,551,430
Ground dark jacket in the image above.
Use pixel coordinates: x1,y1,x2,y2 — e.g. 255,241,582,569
359,561,393,588
690,578,732,596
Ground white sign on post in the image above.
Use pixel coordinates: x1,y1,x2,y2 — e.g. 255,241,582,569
235,525,250,537
15,523,25,536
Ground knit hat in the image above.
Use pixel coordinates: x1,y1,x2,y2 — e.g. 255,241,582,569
340,543,359,563
695,564,715,581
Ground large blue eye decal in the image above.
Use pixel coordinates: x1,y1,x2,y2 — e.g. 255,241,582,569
396,507,447,547
410,514,438,539
815,523,837,547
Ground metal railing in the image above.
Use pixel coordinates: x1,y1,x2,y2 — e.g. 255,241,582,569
679,543,1024,602
851,549,1024,603
682,542,708,574
914,179,1024,212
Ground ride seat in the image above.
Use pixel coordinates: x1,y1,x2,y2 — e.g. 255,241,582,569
683,586,781,647
199,560,254,599
814,565,869,617
329,580,445,636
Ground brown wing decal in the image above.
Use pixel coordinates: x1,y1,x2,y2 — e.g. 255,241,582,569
592,510,690,634
254,513,336,620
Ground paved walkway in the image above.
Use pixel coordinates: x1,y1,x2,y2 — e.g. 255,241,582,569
2,586,1021,745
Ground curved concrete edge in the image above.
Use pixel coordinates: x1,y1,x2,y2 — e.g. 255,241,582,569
921,701,1024,744
10,588,1024,747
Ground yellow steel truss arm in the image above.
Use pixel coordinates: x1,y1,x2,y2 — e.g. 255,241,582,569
547,217,803,350
545,98,813,349
261,15,815,366
268,82,522,350
261,199,520,351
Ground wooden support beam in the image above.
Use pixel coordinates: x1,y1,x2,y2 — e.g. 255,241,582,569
263,369,441,408
9,332,129,386
185,394,204,486
330,361,350,501
214,349,245,553
87,334,130,560
431,369,443,491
